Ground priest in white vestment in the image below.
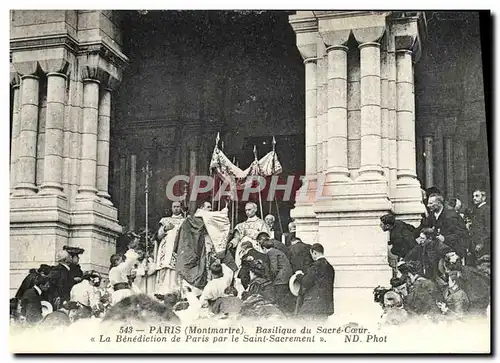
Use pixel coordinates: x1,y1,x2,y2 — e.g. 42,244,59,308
230,202,270,267
154,201,185,294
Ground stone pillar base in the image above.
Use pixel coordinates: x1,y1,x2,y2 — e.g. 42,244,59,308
313,180,392,315
97,191,113,206
393,178,426,225
10,195,71,297
291,178,319,244
290,202,318,245
71,199,122,275
334,288,384,321
9,196,122,297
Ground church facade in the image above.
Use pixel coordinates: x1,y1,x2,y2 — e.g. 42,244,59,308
9,10,489,311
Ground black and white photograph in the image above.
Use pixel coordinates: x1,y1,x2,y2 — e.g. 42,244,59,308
7,9,492,354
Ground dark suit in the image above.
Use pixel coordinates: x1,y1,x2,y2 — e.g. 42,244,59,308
69,263,83,285
470,203,491,255
21,287,43,324
267,247,294,313
48,264,72,308
270,239,289,259
288,241,314,273
389,220,417,258
405,239,452,280
406,276,441,316
297,257,335,318
15,270,38,300
267,248,293,286
426,208,469,258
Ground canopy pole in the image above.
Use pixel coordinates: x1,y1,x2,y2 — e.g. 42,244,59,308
235,160,240,227
142,160,152,294
231,198,235,229
211,132,220,208
258,188,264,220
230,157,236,229
269,136,277,219
275,198,284,235
268,186,272,216
211,171,216,207
217,177,222,211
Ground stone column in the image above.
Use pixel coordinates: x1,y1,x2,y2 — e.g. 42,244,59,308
454,138,468,206
10,83,21,191
97,87,112,205
357,41,383,181
118,155,128,220
433,126,444,190
347,48,361,174
40,72,67,195
392,15,426,219
289,11,319,244
36,90,46,188
380,47,390,183
325,44,350,183
129,154,137,230
387,30,398,196
14,74,40,195
395,49,418,182
304,57,318,187
77,78,100,199
321,51,329,175
423,136,434,189
444,137,454,198
316,41,327,176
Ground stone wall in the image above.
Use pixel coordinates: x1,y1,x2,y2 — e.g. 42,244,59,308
10,10,128,296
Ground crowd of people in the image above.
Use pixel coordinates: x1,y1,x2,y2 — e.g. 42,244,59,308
10,187,490,329
10,201,336,328
375,188,491,326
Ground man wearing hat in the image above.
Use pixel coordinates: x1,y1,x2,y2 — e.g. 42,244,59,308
20,274,51,325
15,264,52,301
70,270,103,318
63,245,85,285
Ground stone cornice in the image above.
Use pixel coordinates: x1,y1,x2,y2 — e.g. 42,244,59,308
289,14,318,34
313,10,387,19
10,33,79,54
78,41,129,71
10,33,129,73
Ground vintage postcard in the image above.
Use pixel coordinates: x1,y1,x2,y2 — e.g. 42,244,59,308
9,10,491,354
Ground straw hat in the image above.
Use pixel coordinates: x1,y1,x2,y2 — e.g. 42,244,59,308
40,301,53,317
289,271,304,297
